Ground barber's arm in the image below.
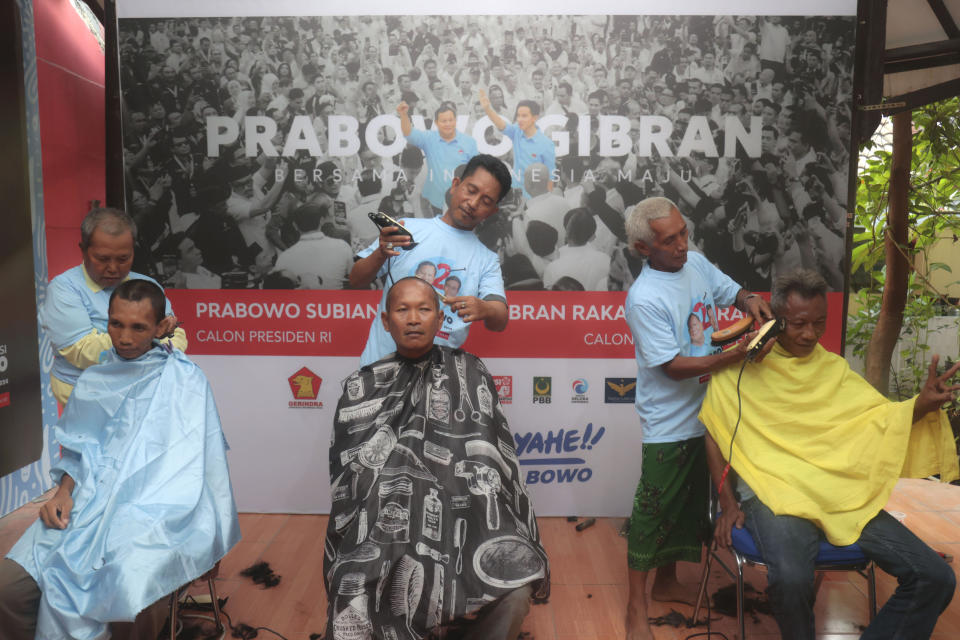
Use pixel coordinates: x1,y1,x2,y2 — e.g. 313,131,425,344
704,432,743,548
734,288,774,326
660,339,753,380
348,224,412,289
42,281,114,370
158,317,188,353
446,256,509,332
446,296,508,332
912,355,960,423
39,473,75,530
57,332,115,370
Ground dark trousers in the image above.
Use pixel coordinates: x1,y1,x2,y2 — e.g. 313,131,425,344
742,499,955,640
0,557,169,640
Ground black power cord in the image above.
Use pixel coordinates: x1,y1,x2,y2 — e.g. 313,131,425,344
178,593,297,640
682,357,750,640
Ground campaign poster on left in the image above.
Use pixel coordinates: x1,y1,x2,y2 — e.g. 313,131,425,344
0,0,43,478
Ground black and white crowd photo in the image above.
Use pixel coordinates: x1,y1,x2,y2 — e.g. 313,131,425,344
117,13,855,292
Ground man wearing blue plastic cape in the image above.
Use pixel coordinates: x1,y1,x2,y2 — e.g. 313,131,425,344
0,279,240,640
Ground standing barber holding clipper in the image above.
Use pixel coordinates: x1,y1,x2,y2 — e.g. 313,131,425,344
621,197,774,640
349,154,512,367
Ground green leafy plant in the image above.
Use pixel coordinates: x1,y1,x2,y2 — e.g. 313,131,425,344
849,97,960,442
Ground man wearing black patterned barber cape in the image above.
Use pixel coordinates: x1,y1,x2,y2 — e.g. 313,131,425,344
324,277,549,640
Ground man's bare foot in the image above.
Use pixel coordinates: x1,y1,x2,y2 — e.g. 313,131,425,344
625,608,656,640
650,580,697,606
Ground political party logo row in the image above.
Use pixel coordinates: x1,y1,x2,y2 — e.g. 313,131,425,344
284,368,638,411
492,375,637,405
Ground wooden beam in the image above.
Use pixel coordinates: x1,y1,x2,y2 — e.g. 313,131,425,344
882,76,960,114
886,51,960,74
927,0,960,39
845,0,887,352
854,0,887,145
885,37,960,62
884,36,960,73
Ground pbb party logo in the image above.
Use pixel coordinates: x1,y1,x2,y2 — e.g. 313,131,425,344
533,376,552,404
288,367,323,409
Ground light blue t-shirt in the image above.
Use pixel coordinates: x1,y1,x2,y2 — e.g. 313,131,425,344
624,251,741,443
502,123,556,197
357,217,505,367
42,265,174,387
406,129,478,210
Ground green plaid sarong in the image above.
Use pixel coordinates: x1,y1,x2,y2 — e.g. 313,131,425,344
627,436,709,571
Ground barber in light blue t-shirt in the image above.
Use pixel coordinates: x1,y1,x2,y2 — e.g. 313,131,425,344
350,154,512,367
620,197,773,640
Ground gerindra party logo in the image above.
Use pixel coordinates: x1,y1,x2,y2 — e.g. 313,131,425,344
287,367,323,409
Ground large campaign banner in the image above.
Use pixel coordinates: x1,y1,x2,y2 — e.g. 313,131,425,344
116,1,856,514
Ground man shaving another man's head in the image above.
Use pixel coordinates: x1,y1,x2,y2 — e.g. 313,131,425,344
1,279,239,639
41,207,187,405
350,153,512,367
701,268,959,640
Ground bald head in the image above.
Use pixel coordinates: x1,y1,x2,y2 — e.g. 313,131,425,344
386,276,440,311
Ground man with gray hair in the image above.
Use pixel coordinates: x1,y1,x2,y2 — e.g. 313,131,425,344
41,207,186,405
701,268,958,640
622,196,772,640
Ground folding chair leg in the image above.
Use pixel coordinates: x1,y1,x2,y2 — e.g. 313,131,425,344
736,555,746,640
208,576,224,633
867,563,877,620
169,591,179,640
693,546,714,624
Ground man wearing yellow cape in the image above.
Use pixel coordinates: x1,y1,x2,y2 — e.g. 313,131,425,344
701,269,959,640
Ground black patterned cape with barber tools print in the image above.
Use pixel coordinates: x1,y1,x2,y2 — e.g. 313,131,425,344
324,346,550,640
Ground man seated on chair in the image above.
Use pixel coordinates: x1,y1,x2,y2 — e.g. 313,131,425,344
0,279,240,640
701,268,959,640
324,277,549,640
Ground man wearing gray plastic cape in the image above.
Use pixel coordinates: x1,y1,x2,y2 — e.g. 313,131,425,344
325,277,549,640
0,279,240,640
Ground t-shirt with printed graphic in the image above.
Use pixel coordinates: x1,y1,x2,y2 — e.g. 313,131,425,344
502,123,557,197
623,251,741,443
357,217,505,366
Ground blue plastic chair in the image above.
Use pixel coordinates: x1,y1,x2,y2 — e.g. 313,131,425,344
693,511,877,639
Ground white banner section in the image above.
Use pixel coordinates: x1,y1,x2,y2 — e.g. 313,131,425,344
196,355,643,516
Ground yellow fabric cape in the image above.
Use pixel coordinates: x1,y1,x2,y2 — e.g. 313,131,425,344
699,343,959,545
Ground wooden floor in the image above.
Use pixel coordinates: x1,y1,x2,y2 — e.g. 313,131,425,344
2,478,959,639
